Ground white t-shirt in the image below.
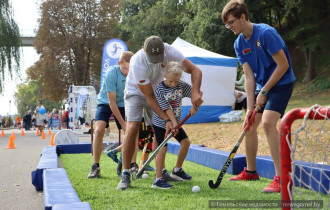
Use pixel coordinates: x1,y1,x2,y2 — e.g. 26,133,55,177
125,43,185,97
234,90,247,103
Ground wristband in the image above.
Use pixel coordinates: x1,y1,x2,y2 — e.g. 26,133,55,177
164,119,171,124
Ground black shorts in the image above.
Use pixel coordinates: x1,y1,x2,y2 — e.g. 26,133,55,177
152,124,188,147
94,104,125,129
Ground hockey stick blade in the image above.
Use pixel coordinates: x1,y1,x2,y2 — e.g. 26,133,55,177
133,114,191,180
208,108,258,189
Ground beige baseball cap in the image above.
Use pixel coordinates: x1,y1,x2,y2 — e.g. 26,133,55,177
144,36,164,63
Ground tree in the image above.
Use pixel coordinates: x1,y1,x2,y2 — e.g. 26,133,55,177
282,0,329,82
0,0,21,93
30,0,120,101
14,80,62,116
119,0,187,52
182,0,236,56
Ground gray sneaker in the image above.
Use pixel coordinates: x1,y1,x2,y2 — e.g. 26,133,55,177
130,162,138,174
87,164,100,179
117,172,131,190
162,169,179,182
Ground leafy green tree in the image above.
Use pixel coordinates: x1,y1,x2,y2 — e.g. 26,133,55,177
14,80,62,116
182,0,236,56
119,0,186,52
0,0,21,93
282,0,329,82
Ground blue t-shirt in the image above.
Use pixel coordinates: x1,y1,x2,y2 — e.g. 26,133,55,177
234,23,295,91
97,65,126,107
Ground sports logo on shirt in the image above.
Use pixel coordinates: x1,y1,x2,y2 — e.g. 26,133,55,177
242,48,251,55
139,80,146,84
255,40,262,48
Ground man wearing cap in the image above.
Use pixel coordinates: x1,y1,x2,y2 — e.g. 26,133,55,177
117,36,203,190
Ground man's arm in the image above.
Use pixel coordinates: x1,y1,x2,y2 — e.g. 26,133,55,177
256,49,289,108
242,62,256,111
138,83,176,136
138,83,169,121
260,49,289,92
181,58,203,108
107,92,126,132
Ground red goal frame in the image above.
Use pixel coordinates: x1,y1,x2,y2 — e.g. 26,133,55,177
280,106,330,209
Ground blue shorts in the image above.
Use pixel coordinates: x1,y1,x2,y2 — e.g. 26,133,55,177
95,104,125,129
256,82,294,117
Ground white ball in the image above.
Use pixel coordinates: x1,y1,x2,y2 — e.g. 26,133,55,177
142,173,149,179
192,185,200,193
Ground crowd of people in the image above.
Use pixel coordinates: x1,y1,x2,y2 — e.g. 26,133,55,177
16,103,71,133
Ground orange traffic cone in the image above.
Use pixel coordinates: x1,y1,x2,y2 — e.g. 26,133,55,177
1,130,5,137
12,132,16,140
48,128,52,135
49,134,55,146
6,135,16,149
21,129,25,136
41,130,46,139
36,128,40,136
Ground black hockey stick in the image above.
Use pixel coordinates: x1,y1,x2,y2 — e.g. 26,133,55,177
132,114,191,180
208,107,258,189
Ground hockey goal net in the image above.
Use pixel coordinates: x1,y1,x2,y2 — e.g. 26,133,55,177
280,105,329,209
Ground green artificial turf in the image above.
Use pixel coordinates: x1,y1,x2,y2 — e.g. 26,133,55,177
60,152,285,210
60,152,327,209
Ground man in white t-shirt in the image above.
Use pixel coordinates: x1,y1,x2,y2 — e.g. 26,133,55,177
0,114,2,127
117,36,203,190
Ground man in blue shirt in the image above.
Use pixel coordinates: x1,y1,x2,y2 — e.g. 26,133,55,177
87,51,134,178
222,0,295,193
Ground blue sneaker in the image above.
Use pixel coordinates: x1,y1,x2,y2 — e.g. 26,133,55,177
107,150,118,163
117,172,131,190
162,169,179,182
144,162,155,171
170,168,192,181
152,178,173,189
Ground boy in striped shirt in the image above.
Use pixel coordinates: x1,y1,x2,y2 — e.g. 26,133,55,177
152,62,200,189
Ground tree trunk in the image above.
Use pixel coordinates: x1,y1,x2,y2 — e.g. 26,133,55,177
303,49,316,83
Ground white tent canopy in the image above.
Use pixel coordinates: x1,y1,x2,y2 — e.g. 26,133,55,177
171,37,237,123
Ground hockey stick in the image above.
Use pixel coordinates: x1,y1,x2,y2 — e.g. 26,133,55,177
208,107,258,189
132,114,191,180
138,142,148,170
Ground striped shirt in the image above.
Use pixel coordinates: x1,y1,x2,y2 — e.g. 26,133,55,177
152,80,191,129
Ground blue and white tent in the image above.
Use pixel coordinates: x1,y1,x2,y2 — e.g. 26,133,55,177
171,37,237,124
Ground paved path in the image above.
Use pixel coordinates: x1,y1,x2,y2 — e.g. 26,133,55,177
0,128,117,210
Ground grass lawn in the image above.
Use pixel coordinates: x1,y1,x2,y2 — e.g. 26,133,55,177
60,152,327,210
61,153,282,210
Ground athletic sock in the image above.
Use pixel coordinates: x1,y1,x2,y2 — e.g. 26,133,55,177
246,170,256,174
123,169,130,174
95,163,99,167
173,167,181,173
162,168,166,173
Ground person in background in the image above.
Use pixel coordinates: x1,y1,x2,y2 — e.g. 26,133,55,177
235,71,245,91
234,90,247,112
35,101,47,134
15,115,21,130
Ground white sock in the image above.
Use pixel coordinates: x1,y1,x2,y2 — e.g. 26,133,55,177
123,169,130,174
173,167,181,173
